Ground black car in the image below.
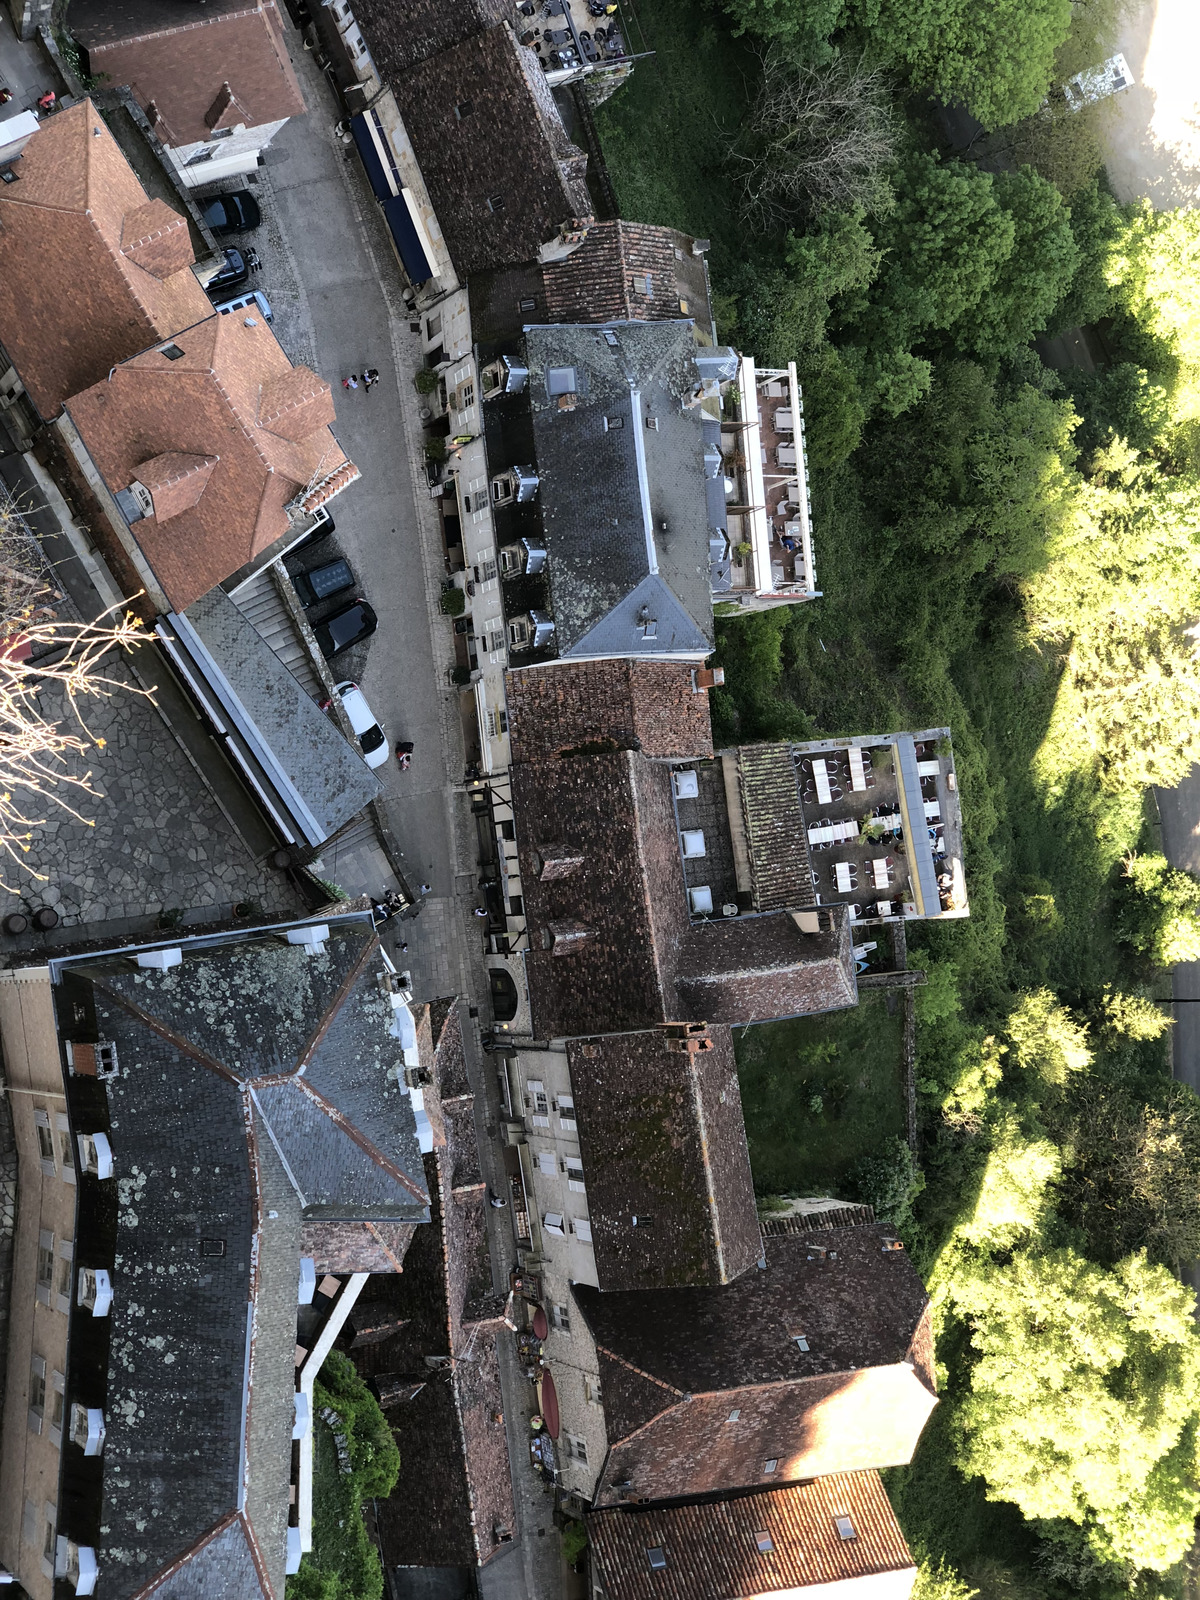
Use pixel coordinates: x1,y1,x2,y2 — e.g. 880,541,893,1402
293,557,355,608
290,503,337,555
313,598,377,659
201,191,262,235
205,247,249,299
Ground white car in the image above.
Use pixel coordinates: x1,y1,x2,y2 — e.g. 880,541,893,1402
329,680,388,768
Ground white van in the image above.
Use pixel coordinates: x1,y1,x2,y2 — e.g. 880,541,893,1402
213,288,273,323
1063,54,1133,110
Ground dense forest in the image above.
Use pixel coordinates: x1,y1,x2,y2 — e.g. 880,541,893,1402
595,1,1200,1595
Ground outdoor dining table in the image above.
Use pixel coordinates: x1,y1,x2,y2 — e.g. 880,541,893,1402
924,799,942,821
813,762,833,806
834,861,856,893
807,824,835,846
875,898,894,916
870,858,891,890
875,813,903,834
848,747,868,791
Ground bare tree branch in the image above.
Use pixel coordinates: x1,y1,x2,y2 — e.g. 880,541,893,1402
0,491,150,892
731,48,899,230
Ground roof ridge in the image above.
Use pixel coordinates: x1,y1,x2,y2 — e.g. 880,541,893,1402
295,1077,429,1203
685,1050,725,1282
622,749,670,1022
91,973,239,1082
295,931,378,1073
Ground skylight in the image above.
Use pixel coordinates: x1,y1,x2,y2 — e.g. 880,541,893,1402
646,1547,667,1571
835,1516,856,1541
756,1533,774,1554
547,366,577,395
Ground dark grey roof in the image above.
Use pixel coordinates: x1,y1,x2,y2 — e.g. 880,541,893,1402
92,996,262,1599
70,0,262,46
176,587,381,846
138,1515,269,1598
55,921,431,1596
252,1076,427,1218
517,321,715,658
95,923,375,1078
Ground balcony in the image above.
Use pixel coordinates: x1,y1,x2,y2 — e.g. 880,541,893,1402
721,357,817,602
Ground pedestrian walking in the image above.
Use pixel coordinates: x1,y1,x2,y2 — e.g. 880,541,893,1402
473,906,488,919
342,374,359,391
398,941,408,953
364,368,380,389
418,883,431,895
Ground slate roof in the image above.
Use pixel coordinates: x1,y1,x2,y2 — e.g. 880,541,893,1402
349,0,510,74
506,320,715,658
71,0,305,146
512,748,857,1037
350,1013,515,1567
388,24,590,276
0,99,214,419
588,1471,916,1600
567,1027,761,1290
576,1226,937,1505
505,659,715,763
90,922,428,1221
52,919,431,1597
65,308,357,611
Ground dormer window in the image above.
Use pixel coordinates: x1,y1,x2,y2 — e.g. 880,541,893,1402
56,1538,99,1595
77,1132,114,1179
70,1404,106,1456
508,618,530,649
159,343,185,360
632,273,653,296
77,1267,112,1317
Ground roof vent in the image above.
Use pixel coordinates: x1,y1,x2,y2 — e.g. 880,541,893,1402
645,416,659,430
646,1548,667,1571
287,923,330,955
722,903,740,917
135,947,182,971
835,1516,856,1541
727,1408,740,1422
763,1458,778,1475
672,769,699,800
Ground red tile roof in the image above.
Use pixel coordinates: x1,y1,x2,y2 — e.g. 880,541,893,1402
0,99,214,418
588,1471,916,1600
66,312,356,610
72,0,306,146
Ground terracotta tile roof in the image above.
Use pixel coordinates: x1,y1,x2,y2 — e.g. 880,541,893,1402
567,1026,761,1290
389,24,591,276
65,312,354,610
543,220,686,325
588,1471,916,1600
505,660,715,763
512,750,856,1036
577,1226,937,1504
0,99,214,419
299,1220,417,1273
71,0,306,146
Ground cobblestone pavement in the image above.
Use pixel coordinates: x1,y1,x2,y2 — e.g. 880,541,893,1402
16,647,302,930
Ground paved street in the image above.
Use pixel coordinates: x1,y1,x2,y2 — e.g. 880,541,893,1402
235,33,568,1598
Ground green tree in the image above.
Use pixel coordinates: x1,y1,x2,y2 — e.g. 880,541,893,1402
951,168,1079,357
850,1134,925,1227
1063,1078,1200,1267
856,0,1073,129
1117,854,1200,966
865,155,1015,343
1005,988,1091,1085
952,1249,1200,1572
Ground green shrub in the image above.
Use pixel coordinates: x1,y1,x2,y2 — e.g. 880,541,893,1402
413,367,439,394
562,1519,589,1568
439,586,466,617
850,1135,925,1228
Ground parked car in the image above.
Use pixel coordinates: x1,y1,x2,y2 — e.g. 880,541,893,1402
213,288,273,323
292,557,355,608
1063,53,1133,109
313,598,377,659
328,681,388,767
201,190,262,235
290,503,336,555
205,246,250,298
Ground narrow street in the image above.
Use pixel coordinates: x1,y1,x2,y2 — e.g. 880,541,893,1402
245,30,570,1599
